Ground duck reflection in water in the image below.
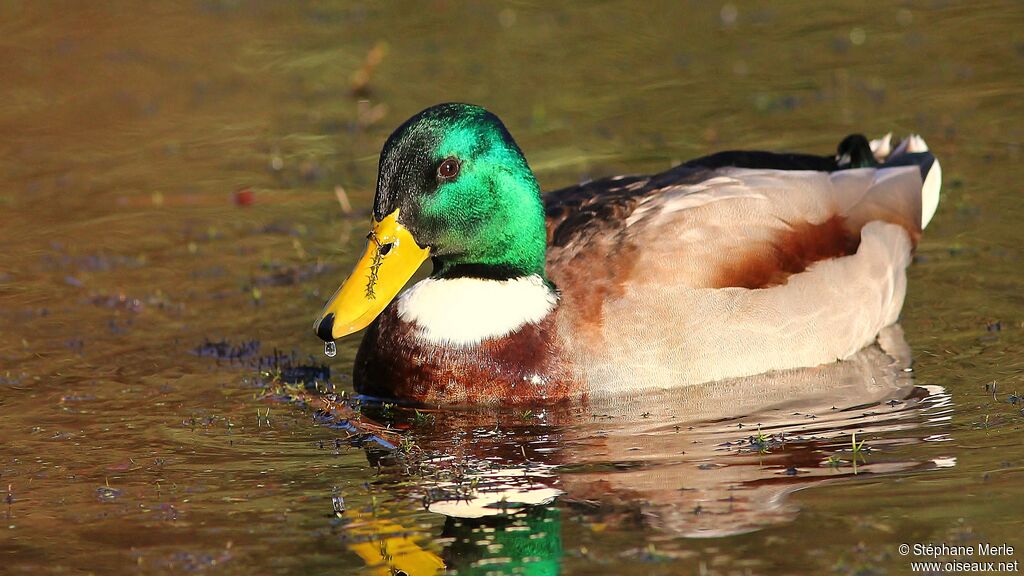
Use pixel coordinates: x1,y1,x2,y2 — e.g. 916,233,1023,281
321,326,952,574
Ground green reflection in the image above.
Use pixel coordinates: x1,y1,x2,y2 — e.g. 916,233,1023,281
442,506,563,576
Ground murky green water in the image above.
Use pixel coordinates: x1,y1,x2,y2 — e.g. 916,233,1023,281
2,1,1023,574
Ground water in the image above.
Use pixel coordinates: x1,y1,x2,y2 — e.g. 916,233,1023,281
1,1,1022,574
325,341,337,358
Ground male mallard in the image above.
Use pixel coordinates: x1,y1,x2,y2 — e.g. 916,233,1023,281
314,103,941,405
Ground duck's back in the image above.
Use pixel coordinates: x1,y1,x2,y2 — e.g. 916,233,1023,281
543,137,941,395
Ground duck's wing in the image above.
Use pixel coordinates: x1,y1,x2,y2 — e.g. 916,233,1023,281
543,140,939,297
543,148,840,247
543,138,940,393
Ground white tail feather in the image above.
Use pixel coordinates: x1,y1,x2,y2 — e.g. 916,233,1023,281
880,133,939,228
922,156,941,229
870,132,892,162
907,134,929,153
901,134,939,228
891,133,930,158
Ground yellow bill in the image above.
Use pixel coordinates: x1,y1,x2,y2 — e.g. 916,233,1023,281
314,209,429,341
346,514,446,575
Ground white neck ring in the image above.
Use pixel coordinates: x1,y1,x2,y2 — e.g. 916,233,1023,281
396,274,558,347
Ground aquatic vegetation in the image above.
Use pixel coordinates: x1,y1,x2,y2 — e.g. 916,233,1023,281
751,425,771,453
739,425,786,455
256,407,272,428
850,432,866,458
397,435,417,455
413,409,436,426
193,338,261,361
253,349,332,388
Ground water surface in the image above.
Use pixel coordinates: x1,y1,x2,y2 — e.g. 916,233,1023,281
2,1,1023,574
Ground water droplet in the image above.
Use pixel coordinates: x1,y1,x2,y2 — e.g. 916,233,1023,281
324,341,336,358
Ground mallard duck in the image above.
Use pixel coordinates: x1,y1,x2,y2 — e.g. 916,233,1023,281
314,103,941,405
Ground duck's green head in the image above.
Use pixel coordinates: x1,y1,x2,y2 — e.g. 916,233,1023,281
315,103,547,342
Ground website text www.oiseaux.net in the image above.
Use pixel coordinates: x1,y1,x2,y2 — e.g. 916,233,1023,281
902,543,1018,573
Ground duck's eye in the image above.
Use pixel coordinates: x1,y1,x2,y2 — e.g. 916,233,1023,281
378,242,394,256
437,157,461,181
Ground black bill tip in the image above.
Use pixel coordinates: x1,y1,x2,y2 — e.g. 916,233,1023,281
315,313,335,342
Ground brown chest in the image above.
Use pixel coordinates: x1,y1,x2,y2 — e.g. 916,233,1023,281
352,304,580,405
